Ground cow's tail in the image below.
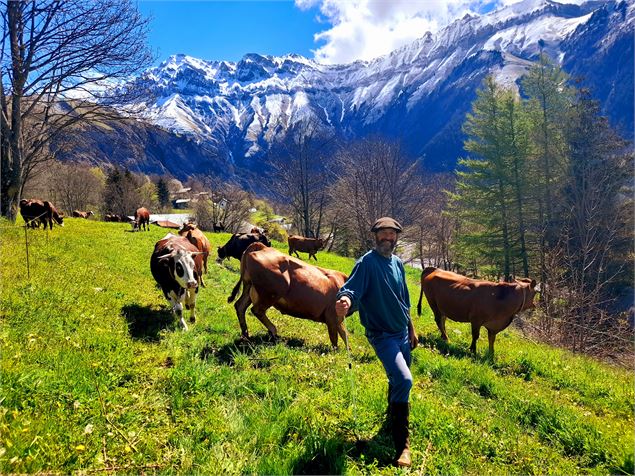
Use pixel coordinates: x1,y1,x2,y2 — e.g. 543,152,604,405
227,278,242,303
417,267,437,316
228,248,249,303
417,283,424,316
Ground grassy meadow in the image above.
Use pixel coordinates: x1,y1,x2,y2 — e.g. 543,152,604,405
0,218,633,474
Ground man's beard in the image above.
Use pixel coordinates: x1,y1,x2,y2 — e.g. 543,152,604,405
376,238,395,256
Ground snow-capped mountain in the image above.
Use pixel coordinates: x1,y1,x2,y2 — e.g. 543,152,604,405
109,0,633,180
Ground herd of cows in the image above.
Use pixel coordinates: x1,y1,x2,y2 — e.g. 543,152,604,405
17,199,538,354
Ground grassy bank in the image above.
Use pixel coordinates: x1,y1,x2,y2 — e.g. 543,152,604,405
0,218,632,474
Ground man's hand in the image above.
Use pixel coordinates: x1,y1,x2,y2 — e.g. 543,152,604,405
408,320,418,350
335,296,351,318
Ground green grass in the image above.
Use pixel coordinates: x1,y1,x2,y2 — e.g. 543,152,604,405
1,218,633,474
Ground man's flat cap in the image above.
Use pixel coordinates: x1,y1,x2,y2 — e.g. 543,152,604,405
371,217,403,233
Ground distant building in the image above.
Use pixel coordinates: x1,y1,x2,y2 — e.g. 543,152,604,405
173,198,191,209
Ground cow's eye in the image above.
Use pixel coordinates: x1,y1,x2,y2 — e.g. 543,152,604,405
175,263,184,277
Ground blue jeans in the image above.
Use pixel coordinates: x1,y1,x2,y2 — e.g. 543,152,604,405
367,328,412,403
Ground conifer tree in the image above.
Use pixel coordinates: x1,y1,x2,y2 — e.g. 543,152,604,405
452,77,529,280
521,54,571,283
156,178,171,211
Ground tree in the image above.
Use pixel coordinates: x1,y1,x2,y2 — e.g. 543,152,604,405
522,54,572,284
267,120,335,238
450,77,532,280
329,137,421,254
541,87,633,355
1,0,152,220
101,167,141,217
48,162,104,213
156,178,171,212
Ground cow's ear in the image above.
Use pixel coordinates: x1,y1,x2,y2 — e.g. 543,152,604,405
530,279,537,288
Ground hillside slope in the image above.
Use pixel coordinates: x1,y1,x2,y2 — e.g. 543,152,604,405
0,219,633,474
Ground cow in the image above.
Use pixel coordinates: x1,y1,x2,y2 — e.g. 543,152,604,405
178,222,211,287
213,222,225,232
217,232,271,262
150,233,205,330
132,207,150,231
417,267,537,355
19,199,64,230
72,210,94,218
105,213,130,222
288,235,324,261
227,242,349,348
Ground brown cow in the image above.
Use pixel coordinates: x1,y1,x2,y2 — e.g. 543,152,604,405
72,210,94,218
19,199,64,229
178,222,211,287
288,235,324,261
417,267,537,355
132,207,150,231
227,242,349,348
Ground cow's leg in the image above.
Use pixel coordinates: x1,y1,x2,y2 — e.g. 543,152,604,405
430,303,448,341
470,323,480,353
250,307,278,341
326,321,339,349
311,252,318,261
486,328,497,356
184,287,197,323
233,283,252,339
249,288,278,339
167,290,188,331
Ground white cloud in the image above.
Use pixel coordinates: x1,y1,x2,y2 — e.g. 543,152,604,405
295,0,589,64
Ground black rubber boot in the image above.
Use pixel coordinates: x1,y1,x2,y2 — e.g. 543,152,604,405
391,402,411,467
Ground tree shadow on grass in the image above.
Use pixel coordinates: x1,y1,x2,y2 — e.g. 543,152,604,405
121,304,174,342
199,333,335,366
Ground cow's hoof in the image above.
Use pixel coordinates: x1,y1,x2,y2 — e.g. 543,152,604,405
268,332,278,343
189,316,196,323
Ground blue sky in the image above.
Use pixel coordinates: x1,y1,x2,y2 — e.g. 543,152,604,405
137,0,573,65
138,1,324,63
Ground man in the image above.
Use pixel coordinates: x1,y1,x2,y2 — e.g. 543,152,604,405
335,216,417,468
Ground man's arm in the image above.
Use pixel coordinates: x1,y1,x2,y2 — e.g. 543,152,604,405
335,259,369,318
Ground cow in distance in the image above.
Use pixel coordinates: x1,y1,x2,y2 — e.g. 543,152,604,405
288,235,324,261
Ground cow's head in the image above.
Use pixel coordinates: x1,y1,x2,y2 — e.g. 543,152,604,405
317,238,325,249
53,211,64,226
88,211,94,216
179,222,197,234
217,245,227,262
516,278,538,310
161,249,199,289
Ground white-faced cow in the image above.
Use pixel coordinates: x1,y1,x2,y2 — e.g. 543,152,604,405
178,222,211,287
150,233,204,330
227,242,349,348
417,267,537,355
288,235,324,261
133,207,150,231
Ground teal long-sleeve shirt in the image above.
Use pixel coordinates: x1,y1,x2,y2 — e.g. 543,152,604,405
336,249,411,334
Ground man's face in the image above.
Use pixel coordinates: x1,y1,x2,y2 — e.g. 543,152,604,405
375,228,397,255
